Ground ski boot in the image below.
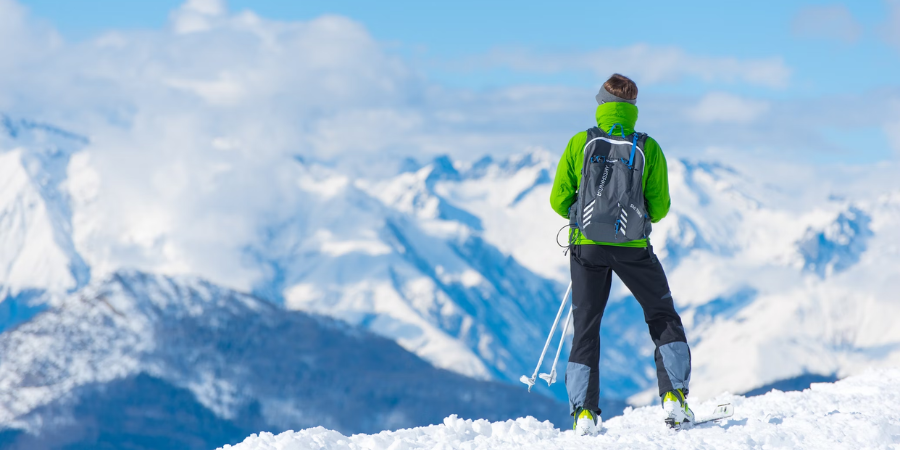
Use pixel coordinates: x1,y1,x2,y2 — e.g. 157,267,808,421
662,389,694,429
573,407,601,436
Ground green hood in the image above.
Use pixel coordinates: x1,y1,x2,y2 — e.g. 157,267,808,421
595,102,639,135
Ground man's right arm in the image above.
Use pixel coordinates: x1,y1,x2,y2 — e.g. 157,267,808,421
549,133,586,219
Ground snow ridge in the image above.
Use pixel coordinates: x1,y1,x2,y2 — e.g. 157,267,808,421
222,367,900,450
0,271,567,446
256,154,567,398
0,114,89,301
3,110,900,413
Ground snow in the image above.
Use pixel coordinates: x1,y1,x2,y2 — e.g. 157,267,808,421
5,106,900,410
222,367,900,450
7,116,900,408
5,109,900,410
0,1,898,446
0,150,73,292
0,270,566,445
429,153,900,404
0,119,89,298
265,159,567,390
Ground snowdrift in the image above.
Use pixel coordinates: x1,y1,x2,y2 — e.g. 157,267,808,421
222,367,900,450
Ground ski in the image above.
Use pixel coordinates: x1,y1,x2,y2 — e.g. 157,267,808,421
695,403,733,424
686,403,734,428
667,403,733,430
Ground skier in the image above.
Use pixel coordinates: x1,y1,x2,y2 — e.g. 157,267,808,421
549,74,693,435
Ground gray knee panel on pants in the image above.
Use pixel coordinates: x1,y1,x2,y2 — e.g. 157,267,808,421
566,362,593,414
659,341,691,393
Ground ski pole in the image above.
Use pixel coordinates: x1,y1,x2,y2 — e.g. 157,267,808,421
520,280,572,392
540,302,573,385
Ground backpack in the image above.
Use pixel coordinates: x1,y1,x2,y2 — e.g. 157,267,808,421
570,124,651,243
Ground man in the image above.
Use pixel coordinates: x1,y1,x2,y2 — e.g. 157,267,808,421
549,73,693,436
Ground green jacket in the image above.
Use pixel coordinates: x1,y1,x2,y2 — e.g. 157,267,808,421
549,102,670,247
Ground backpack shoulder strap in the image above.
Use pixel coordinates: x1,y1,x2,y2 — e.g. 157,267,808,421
637,132,649,162
582,127,611,175
627,132,639,169
585,126,604,140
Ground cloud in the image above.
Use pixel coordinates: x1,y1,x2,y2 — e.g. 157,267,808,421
0,0,587,291
466,44,792,89
0,0,26,31
166,73,246,105
0,0,61,74
170,0,227,34
886,100,900,154
884,0,900,49
687,92,770,124
0,1,427,289
626,84,900,173
792,5,862,43
0,0,897,294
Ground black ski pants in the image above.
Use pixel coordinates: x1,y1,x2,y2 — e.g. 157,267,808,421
565,244,691,416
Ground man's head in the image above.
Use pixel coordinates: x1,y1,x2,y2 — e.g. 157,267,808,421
595,73,638,105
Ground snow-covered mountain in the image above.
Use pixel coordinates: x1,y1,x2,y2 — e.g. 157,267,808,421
0,271,565,449
274,150,900,406
2,111,900,428
0,116,89,333
222,366,900,450
239,154,570,406
632,162,900,403
0,115,89,291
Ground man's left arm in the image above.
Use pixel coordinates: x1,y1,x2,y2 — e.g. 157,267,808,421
643,137,671,223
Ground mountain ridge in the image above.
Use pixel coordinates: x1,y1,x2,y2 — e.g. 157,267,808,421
2,112,900,414
0,270,570,449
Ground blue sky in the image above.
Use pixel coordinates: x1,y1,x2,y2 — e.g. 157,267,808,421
8,0,900,165
19,0,900,95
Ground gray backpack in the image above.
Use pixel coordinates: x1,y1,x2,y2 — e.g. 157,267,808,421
571,124,651,243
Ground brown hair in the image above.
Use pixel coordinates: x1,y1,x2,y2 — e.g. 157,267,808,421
603,73,638,100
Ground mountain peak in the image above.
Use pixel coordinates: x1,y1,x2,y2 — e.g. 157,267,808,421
798,205,873,278
426,155,461,184
0,149,85,299
1,114,89,152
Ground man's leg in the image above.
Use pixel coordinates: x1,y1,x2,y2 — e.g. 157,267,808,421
608,245,691,397
566,244,613,415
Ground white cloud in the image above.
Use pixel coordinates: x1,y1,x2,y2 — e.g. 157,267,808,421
687,92,771,124
0,0,896,294
170,0,227,34
792,5,862,43
0,0,584,291
884,0,900,50
0,1,429,290
886,100,900,154
183,0,225,15
307,108,424,155
166,73,247,106
0,0,26,30
0,0,61,76
470,44,792,89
